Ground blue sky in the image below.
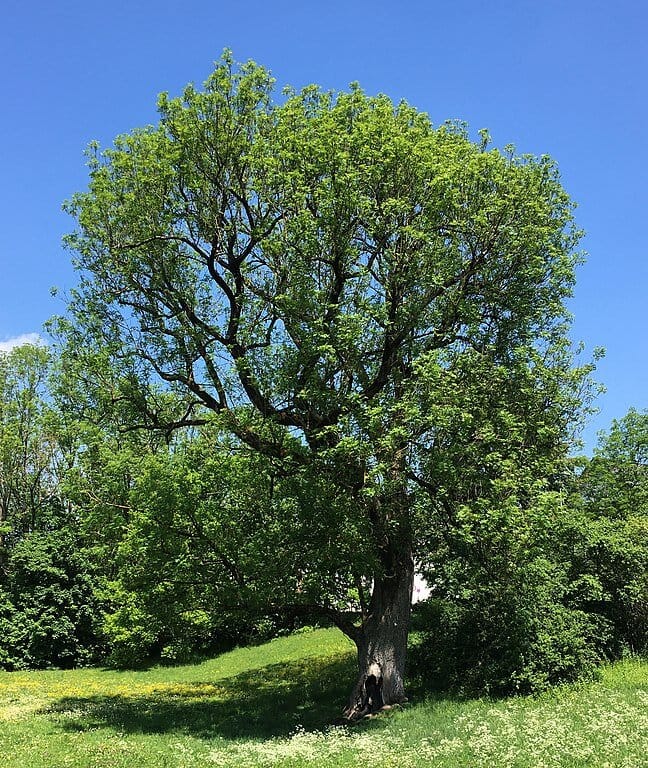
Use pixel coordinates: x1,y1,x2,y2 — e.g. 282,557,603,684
1,0,646,451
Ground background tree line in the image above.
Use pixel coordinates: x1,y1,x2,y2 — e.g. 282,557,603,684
0,340,645,694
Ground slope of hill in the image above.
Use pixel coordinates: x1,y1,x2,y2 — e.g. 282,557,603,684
0,628,646,767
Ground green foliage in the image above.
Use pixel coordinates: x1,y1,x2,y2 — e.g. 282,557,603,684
95,427,368,666
412,489,612,695
411,584,609,696
571,409,648,654
0,345,102,670
0,525,104,670
410,409,648,694
0,344,57,551
404,346,608,694
99,582,163,667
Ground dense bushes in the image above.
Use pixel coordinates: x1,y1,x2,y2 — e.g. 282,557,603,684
96,444,337,667
410,411,648,695
411,489,613,695
410,571,611,696
0,526,104,670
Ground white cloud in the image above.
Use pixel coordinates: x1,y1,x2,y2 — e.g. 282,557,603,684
0,333,46,352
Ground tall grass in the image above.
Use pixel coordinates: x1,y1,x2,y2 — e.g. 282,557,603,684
1,628,646,767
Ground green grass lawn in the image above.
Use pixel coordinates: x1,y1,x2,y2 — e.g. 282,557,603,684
1,628,646,767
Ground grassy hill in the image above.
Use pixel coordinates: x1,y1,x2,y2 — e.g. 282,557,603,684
0,628,646,767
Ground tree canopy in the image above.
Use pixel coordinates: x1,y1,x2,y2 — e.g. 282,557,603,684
58,52,596,712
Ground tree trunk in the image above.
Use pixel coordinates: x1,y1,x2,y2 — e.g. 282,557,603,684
344,553,414,719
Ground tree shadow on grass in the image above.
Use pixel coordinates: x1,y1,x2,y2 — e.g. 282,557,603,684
43,653,357,741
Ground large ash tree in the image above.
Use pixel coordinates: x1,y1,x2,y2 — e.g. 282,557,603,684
63,53,590,715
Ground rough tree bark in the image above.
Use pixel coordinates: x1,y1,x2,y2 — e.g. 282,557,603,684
344,548,414,719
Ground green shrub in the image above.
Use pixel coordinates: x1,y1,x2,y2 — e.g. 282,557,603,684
411,574,610,696
0,528,103,670
412,490,613,695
